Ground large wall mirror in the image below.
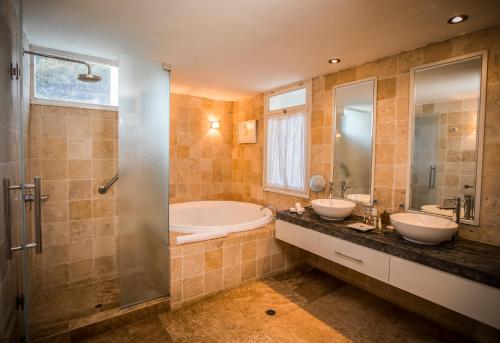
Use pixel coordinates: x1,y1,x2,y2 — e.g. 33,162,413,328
407,52,486,225
332,78,376,205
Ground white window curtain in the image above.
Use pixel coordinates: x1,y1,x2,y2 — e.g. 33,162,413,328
266,112,306,192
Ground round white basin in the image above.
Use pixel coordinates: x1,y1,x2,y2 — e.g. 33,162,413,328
311,199,356,221
390,212,458,245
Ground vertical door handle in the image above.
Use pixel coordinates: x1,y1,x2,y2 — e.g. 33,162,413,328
3,178,12,259
2,177,44,258
428,166,436,189
34,177,43,253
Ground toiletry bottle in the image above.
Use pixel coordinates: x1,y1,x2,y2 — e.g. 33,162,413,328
363,207,370,224
371,200,379,230
380,210,390,232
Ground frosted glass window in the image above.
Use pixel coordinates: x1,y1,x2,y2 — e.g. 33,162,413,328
33,54,118,107
268,88,306,111
266,112,306,191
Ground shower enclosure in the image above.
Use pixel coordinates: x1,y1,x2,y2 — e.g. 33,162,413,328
0,3,170,340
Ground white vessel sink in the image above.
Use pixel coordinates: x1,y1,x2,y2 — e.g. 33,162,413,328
390,212,458,245
311,199,356,220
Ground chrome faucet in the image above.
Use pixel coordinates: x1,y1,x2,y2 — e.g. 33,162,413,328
463,194,474,220
328,181,334,199
439,197,462,224
341,180,355,198
260,204,277,220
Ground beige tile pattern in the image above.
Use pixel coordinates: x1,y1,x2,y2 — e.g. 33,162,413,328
229,25,500,245
411,99,479,209
30,104,119,290
168,223,308,309
169,94,233,203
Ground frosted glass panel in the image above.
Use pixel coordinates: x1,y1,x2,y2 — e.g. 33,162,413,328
118,55,170,306
269,88,306,111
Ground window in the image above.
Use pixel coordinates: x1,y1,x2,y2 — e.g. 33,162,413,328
32,48,118,108
264,81,311,198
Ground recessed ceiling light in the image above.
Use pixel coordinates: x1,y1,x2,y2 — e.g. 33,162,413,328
447,15,468,24
328,58,341,64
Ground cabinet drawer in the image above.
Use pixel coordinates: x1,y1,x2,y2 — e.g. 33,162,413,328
390,257,500,329
275,220,320,254
319,233,390,282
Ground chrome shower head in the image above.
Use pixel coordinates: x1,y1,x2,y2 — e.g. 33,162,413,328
78,73,102,82
24,50,102,83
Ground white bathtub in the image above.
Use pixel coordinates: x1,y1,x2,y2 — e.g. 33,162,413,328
169,201,273,235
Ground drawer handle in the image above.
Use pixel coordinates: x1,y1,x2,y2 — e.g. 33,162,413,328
335,251,364,264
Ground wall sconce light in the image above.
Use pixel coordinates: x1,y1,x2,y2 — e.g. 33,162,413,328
210,120,220,129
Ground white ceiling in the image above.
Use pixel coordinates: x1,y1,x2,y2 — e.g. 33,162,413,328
23,0,500,101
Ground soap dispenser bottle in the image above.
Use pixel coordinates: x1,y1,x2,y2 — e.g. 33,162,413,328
371,200,379,230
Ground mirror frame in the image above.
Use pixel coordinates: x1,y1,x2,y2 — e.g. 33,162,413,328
331,77,377,205
406,51,488,225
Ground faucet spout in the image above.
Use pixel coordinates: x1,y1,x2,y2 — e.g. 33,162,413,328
260,204,277,220
328,181,334,199
341,180,356,198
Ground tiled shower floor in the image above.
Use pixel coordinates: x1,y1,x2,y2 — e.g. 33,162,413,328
83,268,467,342
30,278,120,339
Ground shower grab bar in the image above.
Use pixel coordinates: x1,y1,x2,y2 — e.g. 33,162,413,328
98,174,119,194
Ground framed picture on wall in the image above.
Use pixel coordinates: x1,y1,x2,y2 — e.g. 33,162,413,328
238,120,257,144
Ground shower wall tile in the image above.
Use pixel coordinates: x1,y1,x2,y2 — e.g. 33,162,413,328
30,104,119,290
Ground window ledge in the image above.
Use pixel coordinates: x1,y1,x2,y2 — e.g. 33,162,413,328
263,186,310,199
31,98,118,112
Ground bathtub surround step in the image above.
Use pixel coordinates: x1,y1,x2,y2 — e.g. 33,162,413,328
32,297,170,342
169,222,309,309
277,208,500,289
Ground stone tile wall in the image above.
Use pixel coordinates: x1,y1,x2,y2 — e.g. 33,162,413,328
229,25,500,245
29,104,119,290
169,94,233,203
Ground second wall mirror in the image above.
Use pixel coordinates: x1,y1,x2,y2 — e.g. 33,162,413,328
407,52,486,225
332,78,376,205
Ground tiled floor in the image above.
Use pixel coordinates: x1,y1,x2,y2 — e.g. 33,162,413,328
30,278,120,339
82,268,467,342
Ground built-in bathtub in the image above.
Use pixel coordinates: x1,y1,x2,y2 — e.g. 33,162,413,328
168,200,307,309
169,201,273,245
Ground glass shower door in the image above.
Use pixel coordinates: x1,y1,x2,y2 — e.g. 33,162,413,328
118,55,170,306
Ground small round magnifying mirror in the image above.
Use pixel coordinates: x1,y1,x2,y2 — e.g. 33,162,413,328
309,175,326,193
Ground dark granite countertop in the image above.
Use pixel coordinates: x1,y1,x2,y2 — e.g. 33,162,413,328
277,208,500,289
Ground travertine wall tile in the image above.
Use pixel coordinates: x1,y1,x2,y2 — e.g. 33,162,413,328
230,25,500,245
169,94,233,203
30,104,119,290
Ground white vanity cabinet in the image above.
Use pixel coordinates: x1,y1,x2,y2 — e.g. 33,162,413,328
275,220,320,254
318,233,390,283
389,257,500,329
275,219,500,330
